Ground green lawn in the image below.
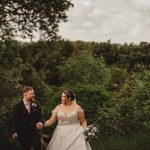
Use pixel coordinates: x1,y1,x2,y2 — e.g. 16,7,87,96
91,134,150,150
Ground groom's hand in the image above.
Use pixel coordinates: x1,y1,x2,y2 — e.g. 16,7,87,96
12,133,18,139
36,122,43,129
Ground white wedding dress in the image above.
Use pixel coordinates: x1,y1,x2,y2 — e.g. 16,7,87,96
46,108,92,150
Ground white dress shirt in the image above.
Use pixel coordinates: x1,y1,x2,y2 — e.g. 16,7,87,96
23,99,30,113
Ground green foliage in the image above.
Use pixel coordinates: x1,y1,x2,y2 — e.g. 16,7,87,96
109,66,128,91
92,133,150,150
73,84,110,124
97,70,150,136
0,40,23,149
0,40,23,104
59,51,111,86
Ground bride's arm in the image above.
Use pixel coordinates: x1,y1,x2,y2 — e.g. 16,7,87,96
78,108,87,128
44,111,57,127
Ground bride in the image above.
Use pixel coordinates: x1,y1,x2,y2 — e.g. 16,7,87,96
43,90,92,150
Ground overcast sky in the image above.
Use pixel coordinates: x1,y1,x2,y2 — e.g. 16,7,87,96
58,0,150,44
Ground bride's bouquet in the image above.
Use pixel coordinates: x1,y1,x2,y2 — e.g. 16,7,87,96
83,124,98,142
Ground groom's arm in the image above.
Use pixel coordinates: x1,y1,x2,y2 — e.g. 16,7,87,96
13,104,18,132
33,102,45,127
34,102,45,129
12,104,19,138
38,104,45,124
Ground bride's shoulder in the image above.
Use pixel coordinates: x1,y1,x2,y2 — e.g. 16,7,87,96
53,104,61,111
75,104,81,109
74,104,84,112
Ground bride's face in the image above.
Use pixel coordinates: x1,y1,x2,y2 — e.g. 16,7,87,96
61,93,69,105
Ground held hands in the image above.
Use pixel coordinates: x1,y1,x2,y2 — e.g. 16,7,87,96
12,133,18,139
36,122,43,129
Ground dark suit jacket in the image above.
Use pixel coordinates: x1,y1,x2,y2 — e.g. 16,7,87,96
13,100,44,141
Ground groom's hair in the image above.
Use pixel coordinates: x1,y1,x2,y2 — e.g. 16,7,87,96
22,86,33,93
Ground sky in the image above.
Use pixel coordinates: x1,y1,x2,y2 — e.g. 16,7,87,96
58,0,150,44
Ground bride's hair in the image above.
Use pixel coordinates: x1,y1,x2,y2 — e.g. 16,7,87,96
64,90,75,101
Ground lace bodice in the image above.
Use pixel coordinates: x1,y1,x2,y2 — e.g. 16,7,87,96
47,107,92,150
53,108,84,126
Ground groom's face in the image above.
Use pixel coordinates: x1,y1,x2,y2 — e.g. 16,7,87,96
24,89,35,101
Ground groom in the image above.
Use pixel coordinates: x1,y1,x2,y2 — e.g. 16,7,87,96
12,86,44,150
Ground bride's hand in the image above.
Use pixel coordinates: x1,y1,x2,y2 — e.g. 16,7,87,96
36,122,43,129
12,133,18,139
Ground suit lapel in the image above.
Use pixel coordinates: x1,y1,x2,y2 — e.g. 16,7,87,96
21,100,30,115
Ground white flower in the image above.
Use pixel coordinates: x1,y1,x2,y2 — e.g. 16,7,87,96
85,127,89,131
83,124,98,142
93,127,97,132
32,103,37,107
88,133,93,136
91,133,95,136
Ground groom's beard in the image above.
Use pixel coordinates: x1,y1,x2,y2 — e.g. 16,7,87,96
30,97,35,102
31,97,35,102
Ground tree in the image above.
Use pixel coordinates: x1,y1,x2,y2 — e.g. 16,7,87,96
0,39,23,150
59,51,111,86
0,0,73,40
97,70,150,137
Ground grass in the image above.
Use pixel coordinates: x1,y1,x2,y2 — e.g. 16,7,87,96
91,133,150,150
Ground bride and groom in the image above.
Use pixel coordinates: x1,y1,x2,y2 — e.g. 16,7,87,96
12,86,92,150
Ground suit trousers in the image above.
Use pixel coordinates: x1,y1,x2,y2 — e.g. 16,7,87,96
19,129,41,150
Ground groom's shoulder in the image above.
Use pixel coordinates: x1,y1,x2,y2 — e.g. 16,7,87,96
14,100,23,107
13,101,23,112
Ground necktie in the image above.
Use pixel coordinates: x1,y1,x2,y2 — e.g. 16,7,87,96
26,103,30,113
